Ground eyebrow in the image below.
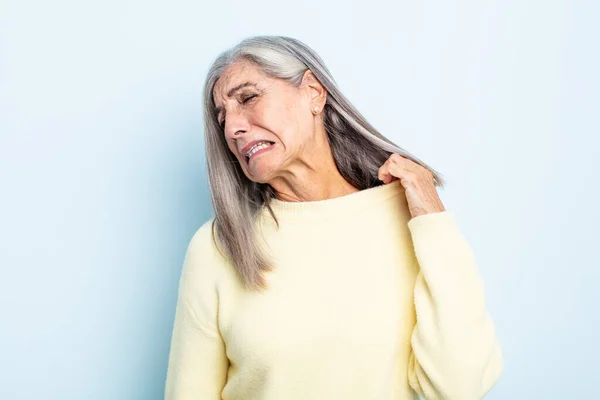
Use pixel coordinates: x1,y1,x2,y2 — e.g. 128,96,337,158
214,82,258,115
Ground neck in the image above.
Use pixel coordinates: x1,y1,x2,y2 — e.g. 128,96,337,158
268,140,359,202
270,171,359,203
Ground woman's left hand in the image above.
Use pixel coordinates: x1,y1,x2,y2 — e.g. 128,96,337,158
378,153,446,218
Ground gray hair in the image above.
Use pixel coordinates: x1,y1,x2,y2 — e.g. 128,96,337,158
203,35,445,291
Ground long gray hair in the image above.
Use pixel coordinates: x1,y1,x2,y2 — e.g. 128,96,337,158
203,35,445,291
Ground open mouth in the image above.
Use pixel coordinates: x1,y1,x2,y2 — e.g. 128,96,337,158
245,141,275,163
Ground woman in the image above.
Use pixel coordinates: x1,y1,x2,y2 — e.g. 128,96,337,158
165,36,503,400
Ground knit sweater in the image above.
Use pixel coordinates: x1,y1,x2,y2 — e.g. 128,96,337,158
164,179,503,400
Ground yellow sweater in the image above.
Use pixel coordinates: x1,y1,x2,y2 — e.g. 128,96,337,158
164,180,503,400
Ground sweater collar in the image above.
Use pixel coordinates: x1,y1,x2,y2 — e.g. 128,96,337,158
263,180,406,221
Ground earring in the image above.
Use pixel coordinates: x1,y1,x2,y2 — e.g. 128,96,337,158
313,106,319,114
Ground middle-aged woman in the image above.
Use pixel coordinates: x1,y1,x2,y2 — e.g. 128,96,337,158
165,35,503,400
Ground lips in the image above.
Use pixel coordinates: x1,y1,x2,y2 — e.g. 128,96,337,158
240,139,275,162
240,139,273,156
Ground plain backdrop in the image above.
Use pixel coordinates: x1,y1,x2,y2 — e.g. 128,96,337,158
1,0,598,398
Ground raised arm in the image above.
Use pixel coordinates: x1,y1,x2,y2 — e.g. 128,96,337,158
165,223,229,400
406,211,503,400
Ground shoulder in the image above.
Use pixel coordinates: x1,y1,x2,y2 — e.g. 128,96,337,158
187,217,218,255
181,218,225,282
182,218,243,286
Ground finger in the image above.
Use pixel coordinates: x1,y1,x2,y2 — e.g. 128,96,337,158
384,174,399,184
377,163,388,181
379,168,398,184
387,163,419,186
389,153,406,164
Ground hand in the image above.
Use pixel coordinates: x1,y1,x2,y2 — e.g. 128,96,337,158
377,153,446,218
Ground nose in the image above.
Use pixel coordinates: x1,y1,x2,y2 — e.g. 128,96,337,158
223,109,251,140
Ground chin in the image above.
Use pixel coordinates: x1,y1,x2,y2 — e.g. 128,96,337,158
246,174,271,185
244,165,277,185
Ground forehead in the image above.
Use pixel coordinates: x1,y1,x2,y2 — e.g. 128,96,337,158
213,61,267,106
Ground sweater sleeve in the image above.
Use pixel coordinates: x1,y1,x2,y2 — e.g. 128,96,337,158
164,222,229,400
405,211,503,400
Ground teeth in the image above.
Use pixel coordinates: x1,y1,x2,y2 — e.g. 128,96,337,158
246,141,271,158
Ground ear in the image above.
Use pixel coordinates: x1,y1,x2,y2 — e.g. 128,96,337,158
300,69,327,113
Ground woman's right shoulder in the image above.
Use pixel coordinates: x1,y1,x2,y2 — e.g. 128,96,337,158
181,218,231,281
187,217,217,252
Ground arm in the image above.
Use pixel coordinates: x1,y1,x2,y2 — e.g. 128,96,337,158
165,223,229,400
406,211,503,400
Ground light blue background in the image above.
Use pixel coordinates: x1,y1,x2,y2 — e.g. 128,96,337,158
1,0,598,398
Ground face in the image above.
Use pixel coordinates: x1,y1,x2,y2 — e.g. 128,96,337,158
212,60,324,184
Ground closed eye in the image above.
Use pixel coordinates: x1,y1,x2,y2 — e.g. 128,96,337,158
217,94,258,129
242,94,258,104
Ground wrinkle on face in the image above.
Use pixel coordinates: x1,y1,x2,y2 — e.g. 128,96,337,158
209,59,323,189
213,61,266,118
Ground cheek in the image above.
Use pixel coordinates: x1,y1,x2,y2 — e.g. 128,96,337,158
226,139,236,154
263,101,307,143
261,100,291,128
226,139,244,162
